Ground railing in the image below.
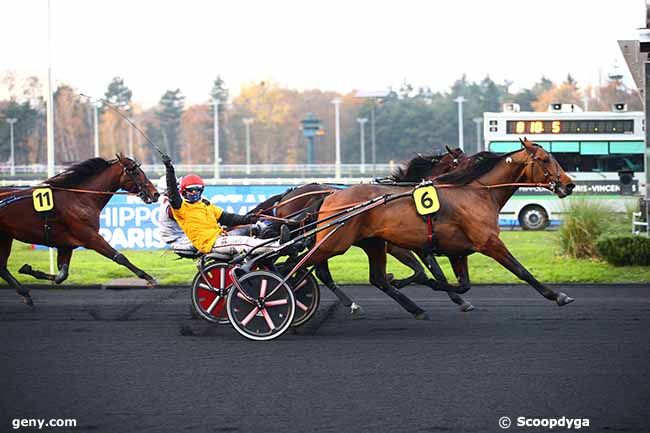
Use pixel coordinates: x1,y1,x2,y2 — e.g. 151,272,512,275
0,163,397,182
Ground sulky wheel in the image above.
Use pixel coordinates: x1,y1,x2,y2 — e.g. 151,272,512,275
226,270,295,341
279,267,320,327
191,262,233,324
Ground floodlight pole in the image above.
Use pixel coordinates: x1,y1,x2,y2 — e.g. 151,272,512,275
642,1,650,234
472,117,482,154
213,98,220,179
47,0,55,273
454,96,466,151
357,117,367,174
128,117,134,158
7,118,17,176
243,117,254,175
643,60,650,233
370,102,377,176
332,98,342,179
93,103,100,157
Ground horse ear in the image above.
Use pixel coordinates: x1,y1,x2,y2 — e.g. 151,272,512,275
520,137,537,152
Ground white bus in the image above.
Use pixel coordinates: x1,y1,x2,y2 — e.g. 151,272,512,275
483,103,644,229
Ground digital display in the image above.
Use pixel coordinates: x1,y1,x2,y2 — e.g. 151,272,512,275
506,120,634,134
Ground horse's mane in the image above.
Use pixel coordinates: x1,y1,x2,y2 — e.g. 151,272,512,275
44,157,115,188
246,191,286,216
388,152,445,182
435,150,518,185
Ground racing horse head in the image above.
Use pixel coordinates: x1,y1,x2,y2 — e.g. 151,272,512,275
388,147,467,183
517,138,575,198
115,153,160,204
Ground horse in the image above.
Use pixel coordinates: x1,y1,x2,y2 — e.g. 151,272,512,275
0,153,160,306
305,138,576,319
249,146,475,313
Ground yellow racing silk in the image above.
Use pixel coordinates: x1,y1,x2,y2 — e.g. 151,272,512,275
171,200,224,253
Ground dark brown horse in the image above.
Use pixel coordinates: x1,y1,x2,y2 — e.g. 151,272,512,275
0,154,159,305
250,147,475,313
306,138,576,319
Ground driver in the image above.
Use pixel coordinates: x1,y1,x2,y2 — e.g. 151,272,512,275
162,155,289,256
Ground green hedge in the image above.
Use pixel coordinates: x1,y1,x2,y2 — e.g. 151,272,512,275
596,235,650,266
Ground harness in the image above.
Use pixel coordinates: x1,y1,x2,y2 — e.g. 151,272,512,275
0,158,151,246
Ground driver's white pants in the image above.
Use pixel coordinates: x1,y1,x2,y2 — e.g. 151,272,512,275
211,235,279,256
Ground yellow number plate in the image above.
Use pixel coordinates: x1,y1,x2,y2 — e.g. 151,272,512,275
412,185,440,215
32,187,54,212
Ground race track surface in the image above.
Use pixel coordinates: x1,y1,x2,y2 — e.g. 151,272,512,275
1,284,649,433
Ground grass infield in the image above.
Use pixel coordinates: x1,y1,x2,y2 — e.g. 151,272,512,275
3,231,649,286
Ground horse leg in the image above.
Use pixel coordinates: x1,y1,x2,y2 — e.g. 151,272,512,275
480,237,574,306
314,262,363,316
418,252,474,312
386,244,426,289
82,233,157,286
19,247,73,284
358,238,430,320
0,234,33,306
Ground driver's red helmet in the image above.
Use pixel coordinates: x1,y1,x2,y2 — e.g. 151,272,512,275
179,174,205,203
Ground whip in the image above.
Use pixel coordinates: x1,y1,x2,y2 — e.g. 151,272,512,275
80,93,168,158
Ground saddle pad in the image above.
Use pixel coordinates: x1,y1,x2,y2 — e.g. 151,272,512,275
412,185,440,216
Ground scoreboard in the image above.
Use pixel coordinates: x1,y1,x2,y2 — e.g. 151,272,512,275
506,119,634,135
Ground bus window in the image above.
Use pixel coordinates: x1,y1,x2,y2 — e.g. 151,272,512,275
553,153,643,173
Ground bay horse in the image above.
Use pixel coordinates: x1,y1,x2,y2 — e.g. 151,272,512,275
0,153,159,306
305,138,576,319
249,147,475,313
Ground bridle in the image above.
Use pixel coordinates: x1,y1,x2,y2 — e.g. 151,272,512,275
524,147,562,193
117,157,152,202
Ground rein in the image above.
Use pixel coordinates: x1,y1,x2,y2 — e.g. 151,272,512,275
253,189,336,220
0,185,138,198
314,181,553,214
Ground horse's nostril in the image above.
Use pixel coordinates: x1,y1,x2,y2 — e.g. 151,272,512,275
567,183,575,192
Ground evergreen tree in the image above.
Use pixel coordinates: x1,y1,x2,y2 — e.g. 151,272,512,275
0,100,39,165
210,75,229,104
156,89,185,161
209,75,229,161
103,77,132,114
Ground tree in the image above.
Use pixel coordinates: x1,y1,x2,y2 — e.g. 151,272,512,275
532,75,581,112
232,81,297,164
181,104,212,164
210,75,229,104
104,77,132,108
208,75,230,163
0,100,40,166
156,89,185,161
53,85,92,162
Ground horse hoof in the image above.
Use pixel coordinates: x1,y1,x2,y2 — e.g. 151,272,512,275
22,297,34,307
146,278,158,288
350,302,364,318
460,302,475,312
415,311,431,320
556,292,575,306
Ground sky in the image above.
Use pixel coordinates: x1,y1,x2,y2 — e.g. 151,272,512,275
0,0,645,108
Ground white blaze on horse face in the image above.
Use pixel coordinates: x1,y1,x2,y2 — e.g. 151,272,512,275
505,157,513,164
